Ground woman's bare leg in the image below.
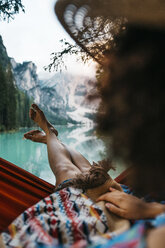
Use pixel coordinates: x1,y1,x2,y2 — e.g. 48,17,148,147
29,104,91,186
24,130,91,173
24,129,91,173
46,131,81,186
62,144,91,172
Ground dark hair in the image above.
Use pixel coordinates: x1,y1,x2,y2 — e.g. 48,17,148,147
97,25,165,194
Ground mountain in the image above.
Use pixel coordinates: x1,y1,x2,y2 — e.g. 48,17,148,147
0,36,32,131
40,73,100,123
0,34,99,131
11,58,100,125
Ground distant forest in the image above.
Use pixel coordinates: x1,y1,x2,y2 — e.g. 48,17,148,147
0,36,32,131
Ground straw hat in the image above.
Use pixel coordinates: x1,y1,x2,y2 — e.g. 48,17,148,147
55,0,165,63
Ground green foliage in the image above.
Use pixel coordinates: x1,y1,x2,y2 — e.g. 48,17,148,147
0,36,10,68
0,0,24,21
0,35,32,131
15,90,33,128
45,39,91,72
0,64,16,130
0,62,33,131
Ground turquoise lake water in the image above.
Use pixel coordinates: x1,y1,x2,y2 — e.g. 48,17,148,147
0,125,126,185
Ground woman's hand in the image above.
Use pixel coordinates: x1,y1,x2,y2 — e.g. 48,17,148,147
97,187,165,220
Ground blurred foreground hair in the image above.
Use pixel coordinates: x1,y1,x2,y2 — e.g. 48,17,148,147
97,25,165,194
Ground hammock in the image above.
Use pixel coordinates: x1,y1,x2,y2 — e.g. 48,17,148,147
0,157,132,232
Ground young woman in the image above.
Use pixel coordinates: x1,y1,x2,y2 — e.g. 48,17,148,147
1,0,165,247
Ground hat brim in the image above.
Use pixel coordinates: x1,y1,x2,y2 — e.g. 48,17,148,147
55,0,165,63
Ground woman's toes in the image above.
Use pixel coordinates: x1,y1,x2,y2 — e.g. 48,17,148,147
50,127,58,136
24,130,41,138
30,103,57,135
24,133,32,139
24,133,28,139
24,129,47,143
29,108,36,120
32,103,42,113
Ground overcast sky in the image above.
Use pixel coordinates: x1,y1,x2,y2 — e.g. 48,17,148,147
0,0,95,78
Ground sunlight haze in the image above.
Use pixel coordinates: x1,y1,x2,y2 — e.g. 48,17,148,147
0,0,95,77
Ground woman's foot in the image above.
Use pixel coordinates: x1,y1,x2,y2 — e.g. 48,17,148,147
29,104,58,136
24,130,47,144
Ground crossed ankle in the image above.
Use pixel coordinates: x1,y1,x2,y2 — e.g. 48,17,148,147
49,126,58,136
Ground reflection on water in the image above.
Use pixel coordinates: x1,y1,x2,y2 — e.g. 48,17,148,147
0,125,126,184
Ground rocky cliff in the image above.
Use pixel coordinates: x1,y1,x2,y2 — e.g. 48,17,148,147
0,33,99,129
0,36,32,131
11,58,99,125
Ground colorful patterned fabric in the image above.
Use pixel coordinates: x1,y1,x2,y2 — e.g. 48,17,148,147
1,185,165,248
0,187,112,248
96,213,165,248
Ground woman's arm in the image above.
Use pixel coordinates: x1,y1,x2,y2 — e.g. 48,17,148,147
97,187,165,219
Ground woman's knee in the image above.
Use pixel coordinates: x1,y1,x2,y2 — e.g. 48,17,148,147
55,163,80,177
